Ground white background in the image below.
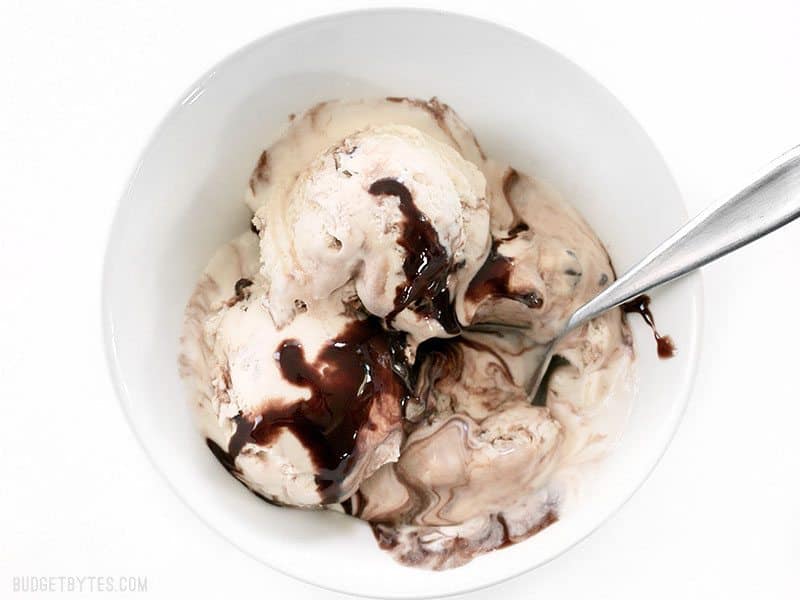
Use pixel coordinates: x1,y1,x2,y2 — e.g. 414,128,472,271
1,1,799,598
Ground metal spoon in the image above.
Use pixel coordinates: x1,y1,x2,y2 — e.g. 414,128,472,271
528,145,800,399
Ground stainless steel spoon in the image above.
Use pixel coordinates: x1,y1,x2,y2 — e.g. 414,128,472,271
528,145,800,399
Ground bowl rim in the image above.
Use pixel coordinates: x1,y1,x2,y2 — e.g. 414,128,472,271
101,7,704,598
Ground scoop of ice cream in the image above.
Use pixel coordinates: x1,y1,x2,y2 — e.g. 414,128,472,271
246,97,486,215
352,337,562,569
258,124,491,345
359,397,562,526
180,231,261,417
342,333,561,567
180,232,407,506
360,405,561,570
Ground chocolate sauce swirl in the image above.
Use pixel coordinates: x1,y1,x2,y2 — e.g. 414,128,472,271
466,225,543,309
223,317,409,501
368,178,460,334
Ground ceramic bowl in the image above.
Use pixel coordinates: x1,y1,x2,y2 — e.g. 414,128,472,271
103,9,702,598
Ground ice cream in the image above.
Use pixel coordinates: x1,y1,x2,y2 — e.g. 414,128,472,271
180,97,635,568
179,233,408,506
254,124,490,345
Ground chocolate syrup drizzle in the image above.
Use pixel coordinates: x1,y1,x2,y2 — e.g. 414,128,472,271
205,438,282,506
206,438,237,473
368,178,460,334
621,294,675,358
220,317,410,501
205,168,672,517
465,222,543,309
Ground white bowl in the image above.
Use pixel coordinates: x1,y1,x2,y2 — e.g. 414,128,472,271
103,9,702,598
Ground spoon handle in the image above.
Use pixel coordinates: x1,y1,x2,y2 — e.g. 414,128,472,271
566,145,800,332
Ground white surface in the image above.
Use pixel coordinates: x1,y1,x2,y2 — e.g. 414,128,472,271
101,10,700,596
1,1,799,598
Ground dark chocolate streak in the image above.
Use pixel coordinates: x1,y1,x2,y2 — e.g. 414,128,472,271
496,513,512,547
465,227,543,309
206,438,236,473
228,413,252,458
226,278,254,307
224,317,409,501
621,294,675,358
531,355,570,407
233,278,253,301
205,438,282,507
368,178,460,334
341,490,364,516
506,221,530,238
